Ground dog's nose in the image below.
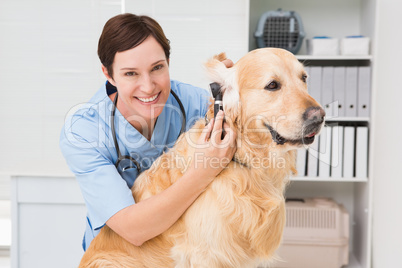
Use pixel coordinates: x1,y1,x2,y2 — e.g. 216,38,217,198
303,107,325,123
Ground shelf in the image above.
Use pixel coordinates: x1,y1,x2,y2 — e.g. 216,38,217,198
296,55,373,61
325,117,370,122
291,177,368,182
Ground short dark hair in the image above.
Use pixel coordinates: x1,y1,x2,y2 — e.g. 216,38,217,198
98,13,170,78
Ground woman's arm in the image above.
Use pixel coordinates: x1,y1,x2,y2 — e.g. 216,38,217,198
106,111,236,246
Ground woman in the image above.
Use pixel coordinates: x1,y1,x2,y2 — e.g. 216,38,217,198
60,13,236,251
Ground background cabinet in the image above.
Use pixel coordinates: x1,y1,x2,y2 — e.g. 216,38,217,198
11,176,85,268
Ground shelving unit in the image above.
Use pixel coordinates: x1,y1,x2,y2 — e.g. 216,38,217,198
296,55,373,61
249,0,376,267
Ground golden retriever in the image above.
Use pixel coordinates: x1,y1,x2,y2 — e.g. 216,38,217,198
79,48,325,267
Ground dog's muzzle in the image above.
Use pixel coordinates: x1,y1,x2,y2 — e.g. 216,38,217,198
265,106,325,146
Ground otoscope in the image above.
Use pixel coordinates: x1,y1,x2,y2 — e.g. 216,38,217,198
209,82,225,139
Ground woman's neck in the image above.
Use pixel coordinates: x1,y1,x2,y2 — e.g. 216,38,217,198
110,92,156,141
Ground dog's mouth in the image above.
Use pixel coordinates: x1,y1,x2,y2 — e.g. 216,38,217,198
264,122,319,146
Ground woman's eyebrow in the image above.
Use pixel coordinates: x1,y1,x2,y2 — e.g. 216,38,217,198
120,60,165,70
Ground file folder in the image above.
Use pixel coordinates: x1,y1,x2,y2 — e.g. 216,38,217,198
345,67,358,117
331,125,344,178
357,67,371,117
333,67,346,117
309,67,322,104
296,148,307,176
318,125,332,178
355,126,369,178
321,67,335,118
343,126,355,178
307,139,319,177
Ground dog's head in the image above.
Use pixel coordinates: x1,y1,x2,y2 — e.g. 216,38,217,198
205,48,325,151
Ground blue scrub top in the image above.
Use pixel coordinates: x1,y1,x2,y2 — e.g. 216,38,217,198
59,80,210,250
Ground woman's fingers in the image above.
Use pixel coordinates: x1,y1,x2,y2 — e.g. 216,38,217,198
222,121,237,146
222,58,234,68
199,118,214,142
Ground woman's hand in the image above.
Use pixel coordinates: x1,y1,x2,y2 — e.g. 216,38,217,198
189,110,237,182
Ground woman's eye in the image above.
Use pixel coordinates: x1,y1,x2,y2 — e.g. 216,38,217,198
264,81,280,91
125,72,136,76
153,64,163,71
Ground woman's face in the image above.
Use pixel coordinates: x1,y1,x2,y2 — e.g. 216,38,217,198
104,35,171,129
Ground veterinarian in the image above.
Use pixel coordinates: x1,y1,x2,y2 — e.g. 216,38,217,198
60,13,236,251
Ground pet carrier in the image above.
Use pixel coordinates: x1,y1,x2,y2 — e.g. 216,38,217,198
274,198,349,268
255,9,305,54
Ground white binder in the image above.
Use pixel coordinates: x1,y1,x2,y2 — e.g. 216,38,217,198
345,67,358,117
307,139,319,177
355,126,369,178
321,67,335,118
331,126,344,178
309,67,322,104
333,67,346,117
296,148,307,176
343,126,355,178
318,125,332,178
357,66,371,117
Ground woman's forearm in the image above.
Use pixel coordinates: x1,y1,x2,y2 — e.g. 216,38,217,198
106,167,211,246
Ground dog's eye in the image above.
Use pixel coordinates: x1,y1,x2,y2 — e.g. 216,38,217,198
264,81,280,91
301,74,307,83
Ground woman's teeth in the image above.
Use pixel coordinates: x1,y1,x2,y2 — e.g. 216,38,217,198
137,93,159,103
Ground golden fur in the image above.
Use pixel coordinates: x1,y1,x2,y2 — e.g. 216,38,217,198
79,48,323,267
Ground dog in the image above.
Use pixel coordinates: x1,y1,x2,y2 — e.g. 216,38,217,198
79,48,325,267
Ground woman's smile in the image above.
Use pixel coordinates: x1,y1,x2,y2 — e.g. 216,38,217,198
135,92,161,104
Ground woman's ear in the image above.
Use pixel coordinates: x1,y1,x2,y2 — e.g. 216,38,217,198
101,65,116,86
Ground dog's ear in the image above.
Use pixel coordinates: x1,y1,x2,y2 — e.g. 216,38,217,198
204,53,240,120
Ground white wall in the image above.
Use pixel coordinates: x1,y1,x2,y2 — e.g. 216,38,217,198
0,0,120,179
0,0,248,180
371,0,402,267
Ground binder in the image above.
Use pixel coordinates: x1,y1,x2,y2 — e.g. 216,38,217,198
318,125,332,178
307,138,319,177
343,126,356,178
308,67,322,104
355,126,369,178
321,67,334,118
331,125,344,178
357,66,371,117
296,148,307,176
333,67,346,117
345,67,358,117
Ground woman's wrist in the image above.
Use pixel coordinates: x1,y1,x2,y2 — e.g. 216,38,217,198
184,164,215,191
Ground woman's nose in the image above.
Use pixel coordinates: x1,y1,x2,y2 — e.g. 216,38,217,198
138,74,155,94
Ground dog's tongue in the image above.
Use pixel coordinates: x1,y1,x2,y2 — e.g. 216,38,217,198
306,132,316,138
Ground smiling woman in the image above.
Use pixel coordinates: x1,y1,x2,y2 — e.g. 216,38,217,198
102,36,171,137
59,13,237,255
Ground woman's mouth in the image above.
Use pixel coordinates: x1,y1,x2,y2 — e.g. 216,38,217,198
135,92,160,104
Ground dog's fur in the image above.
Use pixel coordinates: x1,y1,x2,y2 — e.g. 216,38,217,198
79,48,324,267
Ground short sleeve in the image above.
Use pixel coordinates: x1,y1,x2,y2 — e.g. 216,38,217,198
170,80,211,129
60,118,135,230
